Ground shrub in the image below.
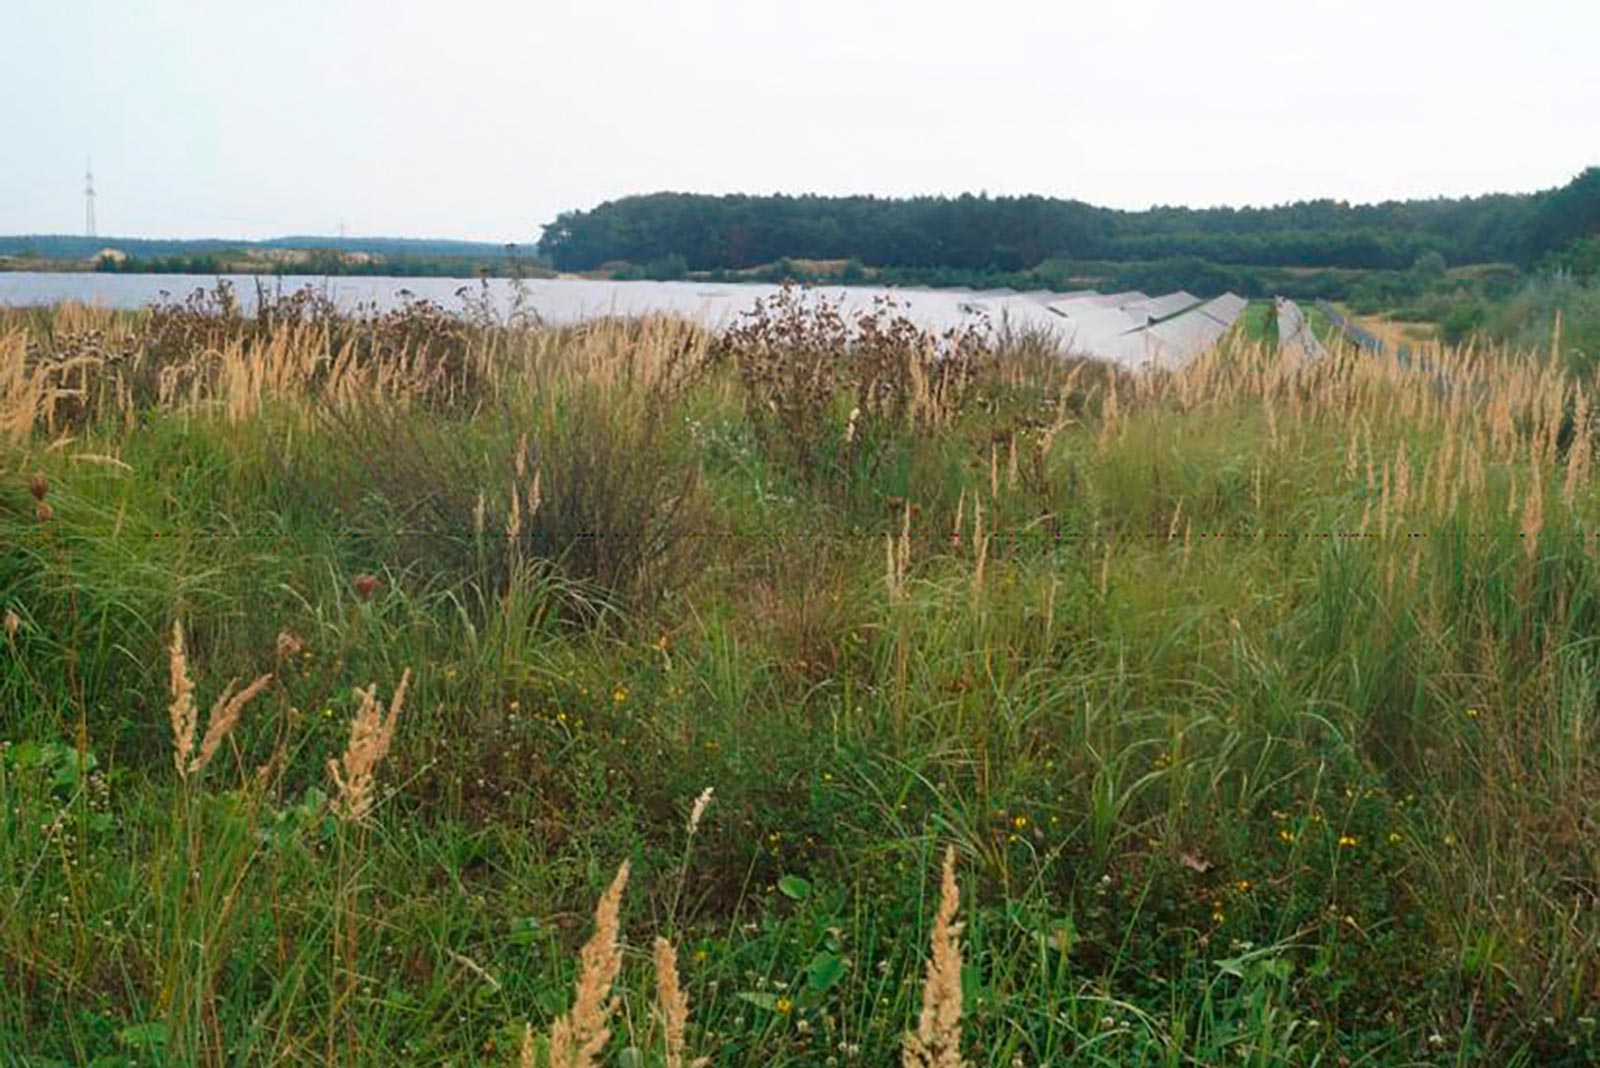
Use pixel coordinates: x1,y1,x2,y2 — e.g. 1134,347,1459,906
717,283,991,494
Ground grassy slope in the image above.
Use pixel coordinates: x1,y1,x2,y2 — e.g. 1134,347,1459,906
2,300,1599,1067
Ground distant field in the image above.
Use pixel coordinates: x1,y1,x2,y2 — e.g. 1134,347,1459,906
3,292,1598,1066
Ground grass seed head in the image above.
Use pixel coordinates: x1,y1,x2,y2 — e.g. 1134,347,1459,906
548,860,630,1068
904,846,968,1068
687,786,714,836
189,672,272,775
168,620,197,777
327,668,410,823
654,936,691,1068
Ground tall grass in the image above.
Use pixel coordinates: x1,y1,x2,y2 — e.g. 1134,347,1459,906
1,288,1597,1065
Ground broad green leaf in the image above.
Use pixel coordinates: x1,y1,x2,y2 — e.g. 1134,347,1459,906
805,951,845,993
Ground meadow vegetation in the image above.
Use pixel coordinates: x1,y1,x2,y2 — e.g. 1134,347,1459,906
2,286,1599,1066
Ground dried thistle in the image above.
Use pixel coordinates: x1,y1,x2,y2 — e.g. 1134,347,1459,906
903,846,967,1068
326,668,411,823
3,609,18,638
654,936,691,1068
686,786,714,837
352,573,379,601
34,500,53,523
548,860,630,1068
169,620,198,776
189,672,273,775
28,472,47,501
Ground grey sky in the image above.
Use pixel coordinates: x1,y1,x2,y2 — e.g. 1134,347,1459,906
3,0,1596,243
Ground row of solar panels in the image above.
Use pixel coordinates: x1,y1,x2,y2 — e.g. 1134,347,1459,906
1275,297,1326,362
939,287,1250,371
0,271,1255,374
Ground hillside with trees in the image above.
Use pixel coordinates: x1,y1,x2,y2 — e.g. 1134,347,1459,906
537,168,1600,277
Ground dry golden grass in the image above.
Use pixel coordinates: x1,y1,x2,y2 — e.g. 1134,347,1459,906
189,673,272,776
904,846,967,1068
653,936,693,1068
327,668,410,823
686,786,714,837
167,620,198,775
166,618,271,780
546,860,630,1068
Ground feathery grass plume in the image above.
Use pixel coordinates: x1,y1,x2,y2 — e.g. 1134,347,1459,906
1394,441,1411,514
1563,388,1591,510
1521,460,1544,561
519,1023,536,1068
548,860,630,1068
904,846,967,1068
686,786,714,836
653,936,692,1068
169,619,198,776
326,668,411,823
189,672,273,775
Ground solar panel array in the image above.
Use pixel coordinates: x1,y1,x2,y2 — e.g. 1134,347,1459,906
0,273,1255,373
1275,298,1326,362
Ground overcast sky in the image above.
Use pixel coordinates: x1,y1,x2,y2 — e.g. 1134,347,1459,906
3,0,1596,243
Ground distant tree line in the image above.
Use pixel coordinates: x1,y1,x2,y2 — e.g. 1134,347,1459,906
0,234,526,262
537,169,1600,277
91,252,553,279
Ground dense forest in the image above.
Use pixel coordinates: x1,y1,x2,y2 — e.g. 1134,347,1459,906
538,168,1600,275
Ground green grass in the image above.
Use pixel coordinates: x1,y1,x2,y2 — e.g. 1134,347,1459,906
3,300,1599,1067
